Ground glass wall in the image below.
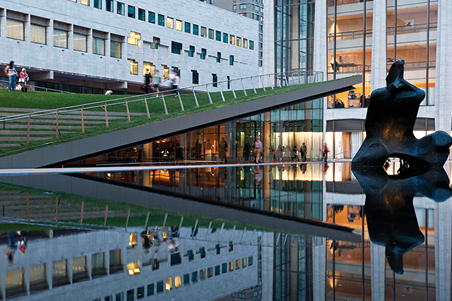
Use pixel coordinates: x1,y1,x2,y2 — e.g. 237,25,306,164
275,0,315,73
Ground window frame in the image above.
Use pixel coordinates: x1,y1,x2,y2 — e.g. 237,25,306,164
30,23,46,45
193,24,199,35
117,2,125,15
73,33,87,52
148,11,155,23
158,14,165,26
184,22,191,33
53,28,68,49
7,19,25,41
127,5,135,18
138,8,146,21
92,36,105,55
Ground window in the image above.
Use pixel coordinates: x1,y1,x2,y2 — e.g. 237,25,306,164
31,24,46,45
126,289,134,301
94,0,101,9
151,37,160,49
215,265,220,276
73,33,87,52
191,70,199,84
53,29,68,48
167,17,174,29
207,267,213,278
188,45,195,57
176,20,182,31
201,27,207,38
175,276,182,288
105,296,113,301
72,256,87,280
148,12,155,23
240,3,246,9
240,13,247,17
138,9,145,21
117,2,125,15
127,31,141,45
184,22,191,33
248,256,253,266
183,274,190,285
7,19,24,41
192,271,198,283
200,269,206,280
116,293,124,301
128,5,135,18
233,4,236,11
93,37,105,55
223,33,228,43
242,257,247,267
162,64,169,79
156,281,164,293
81,0,89,5
237,37,241,47
200,48,206,60
222,263,227,273
235,259,241,270
137,286,144,299
215,31,221,41
193,24,199,35
106,0,114,12
143,62,155,76
171,41,182,55
216,52,221,63
243,38,248,48
229,261,234,271
158,14,165,26
147,284,154,296
229,35,235,45
208,29,214,39
110,41,121,58
129,59,138,75
249,40,254,50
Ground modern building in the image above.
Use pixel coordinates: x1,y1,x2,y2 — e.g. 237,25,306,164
209,0,264,68
0,0,259,94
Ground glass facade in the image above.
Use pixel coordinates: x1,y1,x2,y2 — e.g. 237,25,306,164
275,0,315,73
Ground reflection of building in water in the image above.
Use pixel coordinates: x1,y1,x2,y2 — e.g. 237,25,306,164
70,101,323,167
0,227,258,301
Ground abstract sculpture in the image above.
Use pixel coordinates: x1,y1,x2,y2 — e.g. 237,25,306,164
352,60,452,168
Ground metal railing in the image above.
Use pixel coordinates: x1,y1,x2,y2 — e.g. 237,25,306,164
0,69,323,154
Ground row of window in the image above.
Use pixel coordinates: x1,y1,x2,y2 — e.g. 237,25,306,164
5,19,122,58
93,256,254,301
68,0,255,50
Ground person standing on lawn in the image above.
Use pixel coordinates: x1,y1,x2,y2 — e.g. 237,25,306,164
4,61,18,92
19,68,28,92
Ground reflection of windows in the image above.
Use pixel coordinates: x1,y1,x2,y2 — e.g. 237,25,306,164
176,20,182,31
129,59,138,75
93,37,105,55
192,271,198,282
138,8,145,21
240,3,246,9
233,4,236,11
31,24,46,45
137,286,144,299
110,41,121,58
223,32,228,43
229,35,235,45
151,36,160,49
237,37,242,47
185,22,191,33
215,265,220,276
242,257,247,267
127,31,141,45
199,269,206,280
208,267,213,278
143,62,155,76
208,29,214,39
222,263,227,273
248,256,253,265
167,17,174,29
53,29,68,48
235,259,240,269
193,24,199,35
106,0,114,12
188,45,195,57
73,33,87,52
6,268,24,292
156,281,164,293
147,284,154,296
127,5,135,18
149,12,155,23
109,250,122,268
117,2,125,15
201,27,207,37
183,274,190,285
200,48,206,60
192,70,199,84
158,14,165,26
53,260,68,284
29,264,47,290
73,256,87,279
92,253,105,272
229,55,234,66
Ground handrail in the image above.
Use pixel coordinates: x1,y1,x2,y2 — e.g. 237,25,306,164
0,69,323,122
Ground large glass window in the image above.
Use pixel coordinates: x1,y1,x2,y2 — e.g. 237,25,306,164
53,29,68,48
158,14,165,26
127,31,141,45
171,41,182,55
201,27,207,38
93,37,105,55
106,0,114,12
193,24,199,35
138,8,145,21
31,24,46,45
167,17,174,29
73,33,87,52
129,59,138,75
117,2,125,15
7,19,24,41
93,0,101,9
176,20,182,31
149,12,155,23
128,5,135,18
185,22,191,33
110,41,121,58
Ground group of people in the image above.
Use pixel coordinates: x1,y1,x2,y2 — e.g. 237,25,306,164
4,231,28,263
143,70,179,96
4,61,29,92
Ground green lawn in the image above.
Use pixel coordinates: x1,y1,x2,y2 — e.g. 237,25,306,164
0,80,329,157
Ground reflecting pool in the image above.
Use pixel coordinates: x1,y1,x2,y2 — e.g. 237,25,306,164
0,162,450,300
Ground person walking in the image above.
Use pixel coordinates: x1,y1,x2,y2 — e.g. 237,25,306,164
19,68,28,92
4,61,18,92
253,137,263,164
144,71,151,94
323,143,330,163
219,137,228,163
151,70,161,96
300,142,307,162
